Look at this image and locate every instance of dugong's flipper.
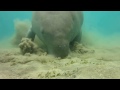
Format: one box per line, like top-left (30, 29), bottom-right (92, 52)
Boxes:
top-left (26, 28), bottom-right (35, 41)
top-left (74, 30), bottom-right (82, 43)
top-left (70, 30), bottom-right (82, 50)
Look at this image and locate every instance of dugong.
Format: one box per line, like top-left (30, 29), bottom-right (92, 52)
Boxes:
top-left (26, 11), bottom-right (83, 58)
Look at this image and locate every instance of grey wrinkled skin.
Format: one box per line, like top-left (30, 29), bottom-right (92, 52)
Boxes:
top-left (26, 11), bottom-right (84, 58)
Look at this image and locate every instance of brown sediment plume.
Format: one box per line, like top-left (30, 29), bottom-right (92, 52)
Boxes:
top-left (11, 19), bottom-right (31, 46)
top-left (19, 38), bottom-right (38, 55)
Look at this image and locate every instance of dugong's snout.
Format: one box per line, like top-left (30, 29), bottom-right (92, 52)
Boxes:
top-left (53, 44), bottom-right (69, 58)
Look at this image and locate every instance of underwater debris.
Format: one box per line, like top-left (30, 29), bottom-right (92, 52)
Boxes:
top-left (19, 38), bottom-right (38, 55)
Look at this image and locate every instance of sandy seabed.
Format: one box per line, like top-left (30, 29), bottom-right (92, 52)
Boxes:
top-left (0, 41), bottom-right (120, 79)
top-left (0, 19), bottom-right (120, 79)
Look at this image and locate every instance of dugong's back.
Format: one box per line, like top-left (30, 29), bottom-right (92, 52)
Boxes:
top-left (31, 11), bottom-right (83, 41)
top-left (32, 11), bottom-right (83, 24)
